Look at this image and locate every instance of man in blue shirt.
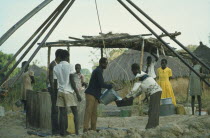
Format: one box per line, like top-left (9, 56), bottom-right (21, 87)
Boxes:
top-left (83, 57), bottom-right (112, 132)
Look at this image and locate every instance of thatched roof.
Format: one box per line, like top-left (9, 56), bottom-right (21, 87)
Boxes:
top-left (193, 45), bottom-right (210, 67)
top-left (44, 32), bottom-right (176, 56)
top-left (3, 65), bottom-right (47, 88)
top-left (103, 50), bottom-right (190, 82)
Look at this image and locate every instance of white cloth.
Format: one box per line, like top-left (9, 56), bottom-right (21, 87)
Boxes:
top-left (136, 71), bottom-right (147, 77)
top-left (126, 73), bottom-right (162, 98)
top-left (53, 61), bottom-right (75, 93)
top-left (143, 61), bottom-right (157, 78)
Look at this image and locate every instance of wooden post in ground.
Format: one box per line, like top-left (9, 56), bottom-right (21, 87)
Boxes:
top-left (67, 46), bottom-right (70, 62)
top-left (140, 39), bottom-right (145, 72)
top-left (47, 47), bottom-right (51, 67)
top-left (138, 39), bottom-right (145, 105)
top-left (47, 46), bottom-right (51, 83)
top-left (101, 47), bottom-right (103, 58)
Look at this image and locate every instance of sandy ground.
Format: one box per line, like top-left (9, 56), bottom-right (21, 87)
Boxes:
top-left (0, 111), bottom-right (210, 138)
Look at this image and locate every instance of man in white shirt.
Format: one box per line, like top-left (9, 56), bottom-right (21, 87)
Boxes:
top-left (53, 50), bottom-right (81, 136)
top-left (48, 49), bottom-right (63, 135)
top-left (125, 63), bottom-right (162, 129)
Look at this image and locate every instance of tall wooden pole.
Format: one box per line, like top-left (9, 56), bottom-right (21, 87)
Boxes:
top-left (138, 40), bottom-right (144, 105)
top-left (101, 47), bottom-right (103, 58)
top-left (0, 0), bottom-right (69, 86)
top-left (140, 39), bottom-right (145, 72)
top-left (126, 0), bottom-right (210, 71)
top-left (67, 46), bottom-right (70, 63)
top-left (117, 0), bottom-right (210, 87)
top-left (0, 0), bottom-right (53, 46)
top-left (0, 0), bottom-right (59, 74)
top-left (9, 0), bottom-right (75, 87)
top-left (47, 46), bottom-right (51, 83)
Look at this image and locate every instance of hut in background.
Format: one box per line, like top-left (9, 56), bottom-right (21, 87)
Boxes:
top-left (193, 44), bottom-right (210, 71)
top-left (103, 49), bottom-right (190, 100)
top-left (193, 44), bottom-right (210, 93)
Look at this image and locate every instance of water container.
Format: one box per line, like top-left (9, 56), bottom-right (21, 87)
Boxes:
top-left (120, 109), bottom-right (132, 117)
top-left (100, 89), bottom-right (122, 105)
top-left (67, 113), bottom-right (75, 134)
top-left (195, 110), bottom-right (208, 116)
top-left (160, 98), bottom-right (172, 105)
top-left (159, 104), bottom-right (175, 116)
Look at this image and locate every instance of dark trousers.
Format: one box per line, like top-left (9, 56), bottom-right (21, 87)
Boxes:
top-left (191, 95), bottom-right (202, 115)
top-left (49, 87), bottom-right (59, 134)
top-left (59, 107), bottom-right (68, 135)
top-left (146, 91), bottom-right (162, 129)
top-left (59, 106), bottom-right (79, 135)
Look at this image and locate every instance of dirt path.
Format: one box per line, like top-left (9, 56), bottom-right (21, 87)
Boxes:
top-left (0, 111), bottom-right (210, 138)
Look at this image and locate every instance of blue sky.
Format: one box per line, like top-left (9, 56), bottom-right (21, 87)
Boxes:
top-left (0, 0), bottom-right (210, 71)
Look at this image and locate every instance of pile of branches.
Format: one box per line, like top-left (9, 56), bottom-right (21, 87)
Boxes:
top-left (45, 32), bottom-right (176, 56)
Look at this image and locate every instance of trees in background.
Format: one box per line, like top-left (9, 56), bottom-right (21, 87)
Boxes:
top-left (0, 51), bottom-right (19, 80)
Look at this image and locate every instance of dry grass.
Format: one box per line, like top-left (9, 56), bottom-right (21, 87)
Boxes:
top-left (171, 78), bottom-right (189, 103)
top-left (172, 78), bottom-right (210, 112)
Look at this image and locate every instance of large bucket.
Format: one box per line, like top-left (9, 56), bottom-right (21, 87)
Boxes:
top-left (100, 89), bottom-right (122, 105)
top-left (160, 104), bottom-right (175, 116)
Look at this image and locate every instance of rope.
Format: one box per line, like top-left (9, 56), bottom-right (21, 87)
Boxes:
top-left (94, 0), bottom-right (103, 34)
top-left (94, 0), bottom-right (106, 49)
top-left (94, 0), bottom-right (131, 90)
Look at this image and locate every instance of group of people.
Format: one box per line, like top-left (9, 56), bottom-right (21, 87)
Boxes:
top-left (47, 49), bottom-right (113, 136)
top-left (143, 54), bottom-right (205, 116)
top-left (20, 49), bottom-right (205, 136)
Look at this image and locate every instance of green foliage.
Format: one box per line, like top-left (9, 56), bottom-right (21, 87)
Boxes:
top-left (81, 68), bottom-right (91, 75)
top-left (81, 68), bottom-right (91, 83)
top-left (0, 83), bottom-right (21, 111)
top-left (0, 51), bottom-right (19, 79)
top-left (33, 72), bottom-right (47, 91)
